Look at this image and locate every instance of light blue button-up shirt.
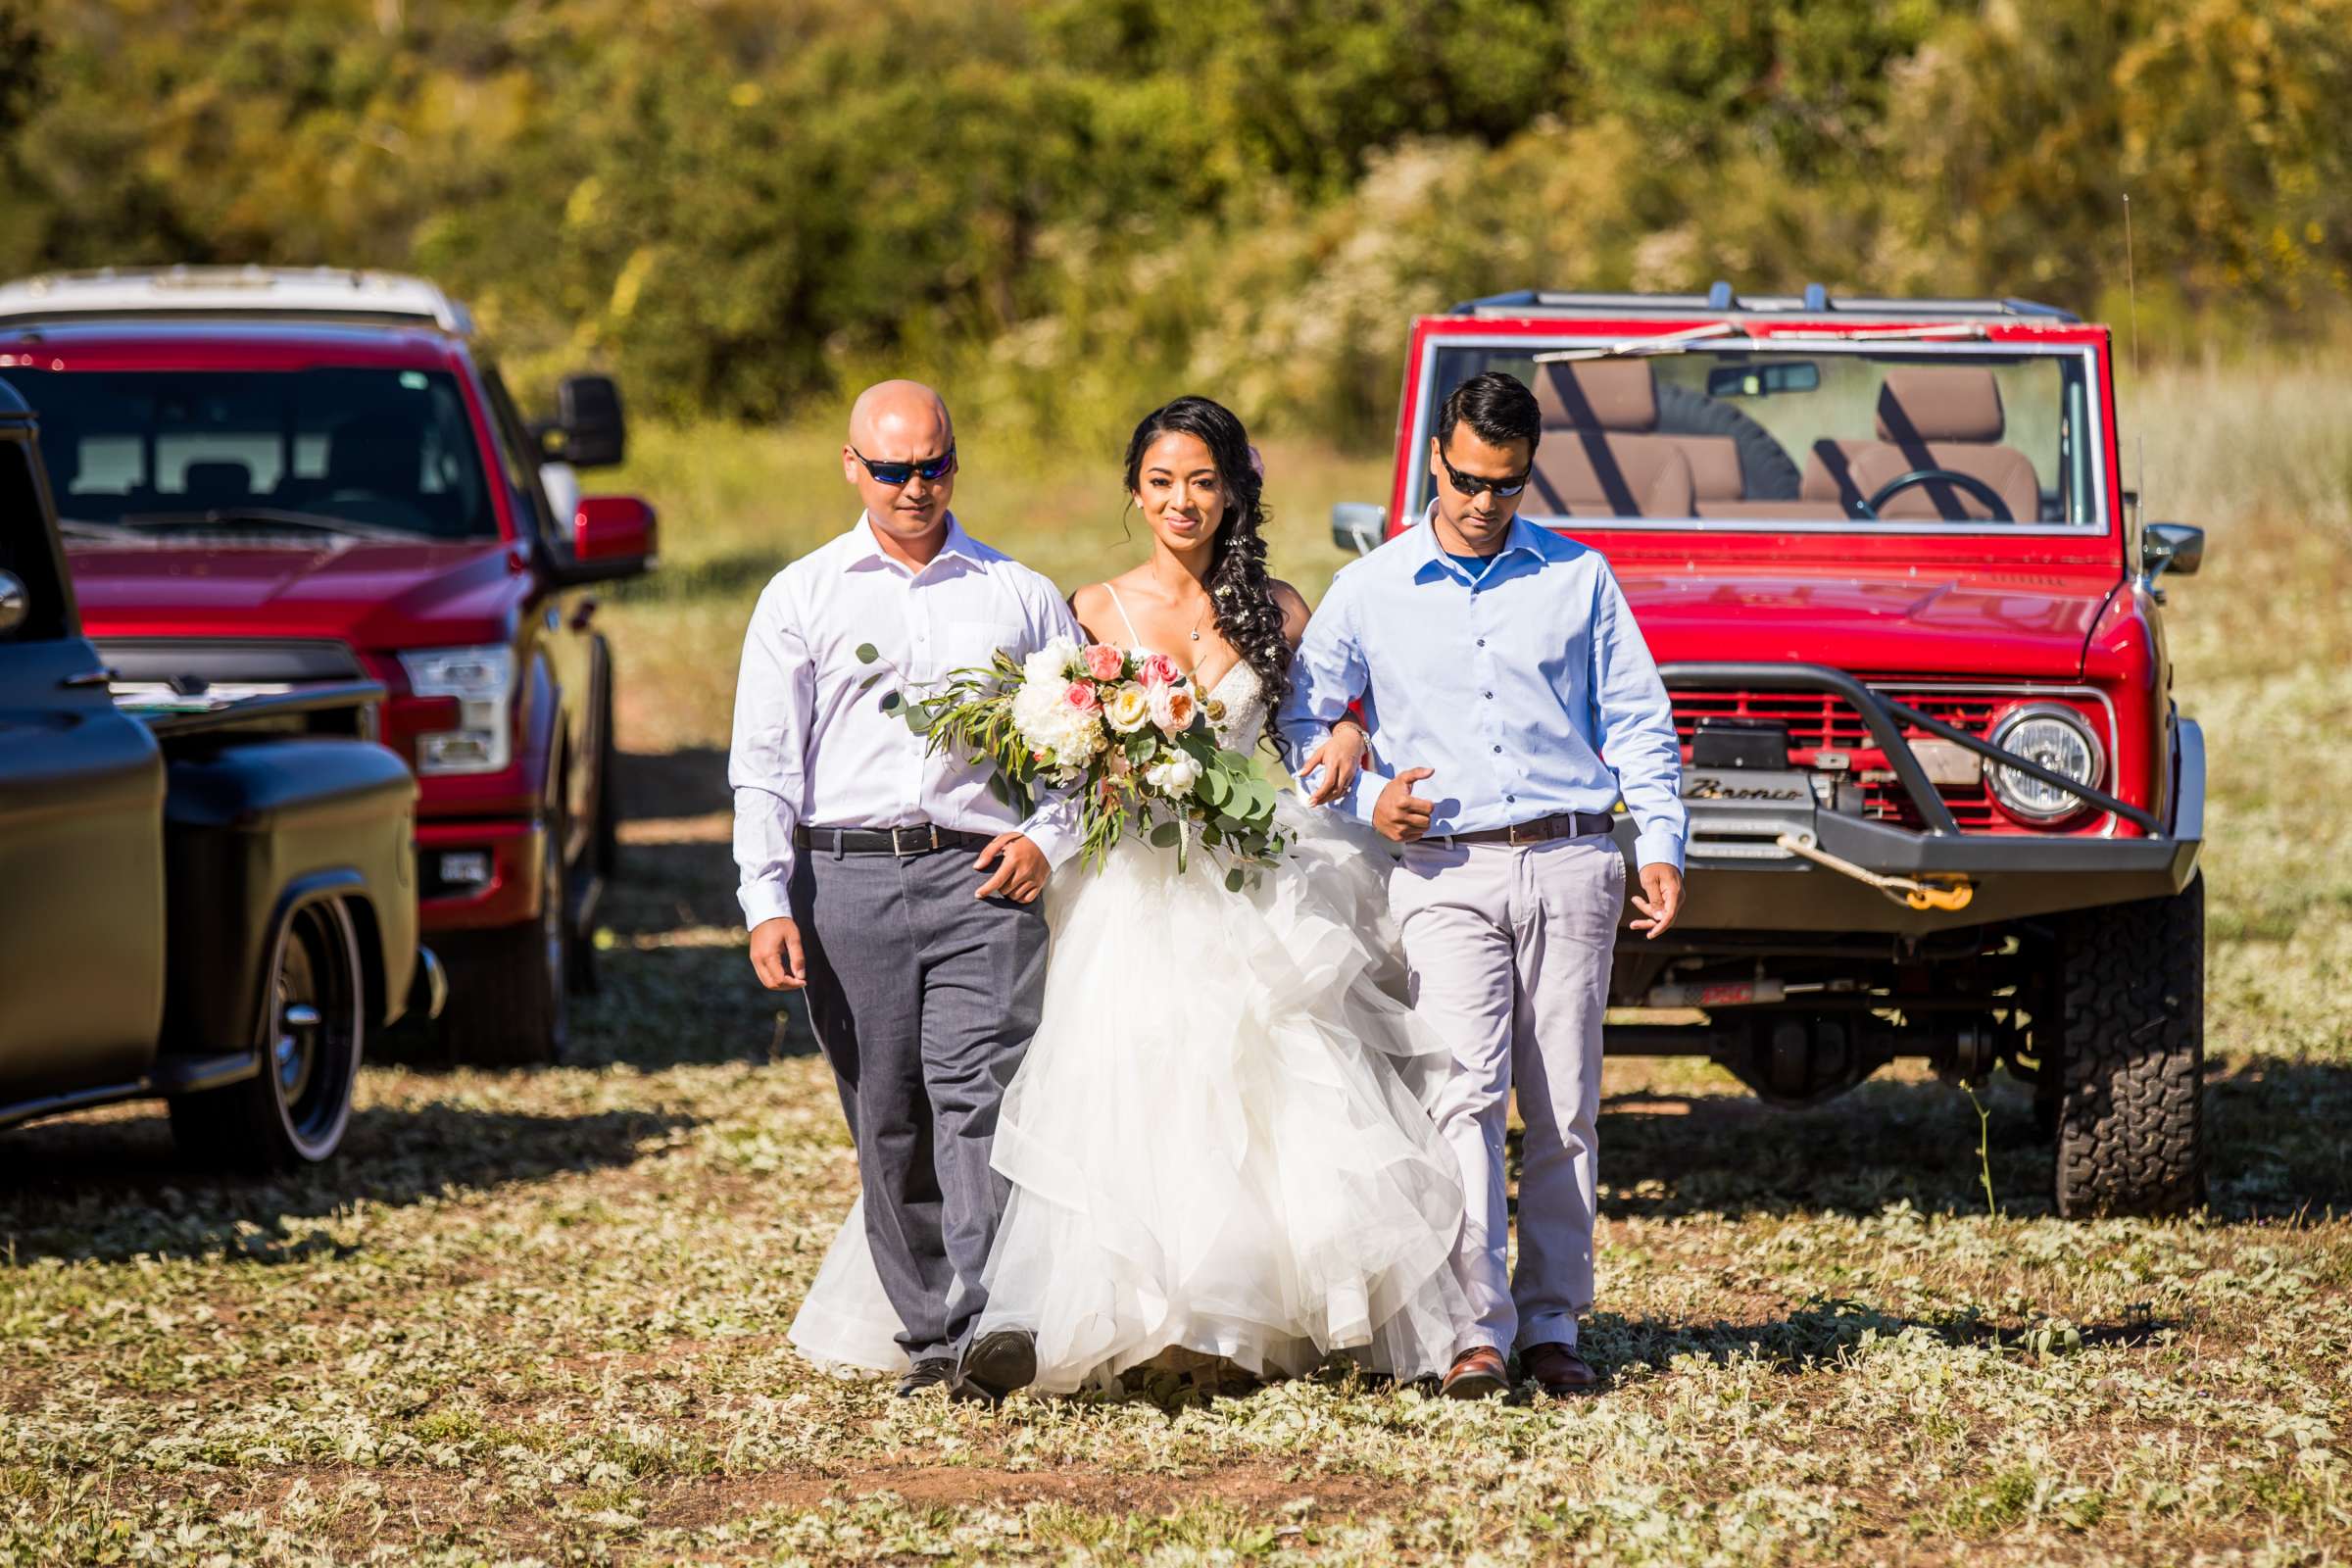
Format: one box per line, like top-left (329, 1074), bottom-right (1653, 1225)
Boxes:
top-left (1278, 509), bottom-right (1688, 871)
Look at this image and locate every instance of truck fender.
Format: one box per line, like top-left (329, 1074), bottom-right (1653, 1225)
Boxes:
top-left (2170, 714), bottom-right (2205, 844)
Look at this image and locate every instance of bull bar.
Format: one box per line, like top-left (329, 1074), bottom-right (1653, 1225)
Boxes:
top-left (1611, 662), bottom-right (2204, 935)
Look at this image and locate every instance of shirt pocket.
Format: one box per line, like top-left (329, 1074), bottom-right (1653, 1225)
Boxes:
top-left (938, 616), bottom-right (1027, 682)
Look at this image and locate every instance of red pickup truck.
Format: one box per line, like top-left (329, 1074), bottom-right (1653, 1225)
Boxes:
top-left (1337, 285), bottom-right (2207, 1217)
top-left (0, 269), bottom-right (657, 1065)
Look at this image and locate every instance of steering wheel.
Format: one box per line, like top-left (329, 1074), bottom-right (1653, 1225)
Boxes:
top-left (1853, 468), bottom-right (2015, 522)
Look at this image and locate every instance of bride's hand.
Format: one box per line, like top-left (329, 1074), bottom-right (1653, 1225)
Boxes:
top-left (1299, 720), bottom-right (1371, 807)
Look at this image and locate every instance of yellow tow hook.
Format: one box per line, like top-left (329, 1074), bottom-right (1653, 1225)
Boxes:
top-left (1773, 832), bottom-right (1975, 912)
top-left (1903, 879), bottom-right (1975, 913)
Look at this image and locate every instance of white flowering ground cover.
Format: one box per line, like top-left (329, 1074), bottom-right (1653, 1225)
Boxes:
top-left (4, 367), bottom-right (2348, 1564)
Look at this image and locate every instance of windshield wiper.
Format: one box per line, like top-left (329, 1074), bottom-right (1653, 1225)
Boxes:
top-left (57, 516), bottom-right (154, 544)
top-left (1533, 321), bottom-right (1750, 364)
top-left (111, 509), bottom-right (422, 544)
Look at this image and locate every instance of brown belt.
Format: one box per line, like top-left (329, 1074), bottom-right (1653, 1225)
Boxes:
top-left (1440, 809), bottom-right (1617, 847)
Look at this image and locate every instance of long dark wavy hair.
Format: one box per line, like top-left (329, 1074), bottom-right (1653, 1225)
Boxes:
top-left (1121, 395), bottom-right (1291, 743)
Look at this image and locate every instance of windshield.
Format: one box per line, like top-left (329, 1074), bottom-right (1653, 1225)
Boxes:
top-left (3, 367), bottom-right (498, 541)
top-left (1416, 341), bottom-right (2101, 529)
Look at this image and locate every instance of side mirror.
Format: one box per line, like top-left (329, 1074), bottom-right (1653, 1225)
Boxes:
top-left (564, 495), bottom-right (658, 583)
top-left (1331, 502), bottom-right (1386, 556)
top-left (2142, 522), bottom-right (2204, 580)
top-left (551, 373), bottom-right (626, 468)
top-left (0, 569), bottom-right (26, 637)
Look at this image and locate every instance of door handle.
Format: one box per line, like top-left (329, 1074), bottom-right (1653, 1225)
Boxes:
top-left (61, 667), bottom-right (119, 689)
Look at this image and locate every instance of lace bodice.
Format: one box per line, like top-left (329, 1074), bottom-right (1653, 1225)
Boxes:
top-left (1201, 659), bottom-right (1268, 752)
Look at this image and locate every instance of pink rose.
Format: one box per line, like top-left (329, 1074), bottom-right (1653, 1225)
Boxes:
top-left (1149, 683), bottom-right (1198, 734)
top-left (1138, 652), bottom-right (1183, 689)
top-left (1063, 680), bottom-right (1102, 712)
top-left (1082, 643), bottom-right (1126, 681)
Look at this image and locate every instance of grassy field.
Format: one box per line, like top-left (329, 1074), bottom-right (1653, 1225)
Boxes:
top-left (4, 365), bottom-right (2349, 1565)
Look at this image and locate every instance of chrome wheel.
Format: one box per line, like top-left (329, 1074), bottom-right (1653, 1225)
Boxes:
top-left (270, 899), bottom-right (363, 1159)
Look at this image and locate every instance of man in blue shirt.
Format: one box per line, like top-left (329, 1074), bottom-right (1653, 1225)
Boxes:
top-left (1279, 370), bottom-right (1687, 1399)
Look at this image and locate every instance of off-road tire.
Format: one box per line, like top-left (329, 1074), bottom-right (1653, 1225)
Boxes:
top-left (1654, 382), bottom-right (1804, 500)
top-left (2050, 874), bottom-right (2205, 1217)
top-left (435, 817), bottom-right (571, 1067)
top-left (170, 897), bottom-right (367, 1170)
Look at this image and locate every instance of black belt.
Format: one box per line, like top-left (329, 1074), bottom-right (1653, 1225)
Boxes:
top-left (794, 823), bottom-right (996, 857)
top-left (1441, 809), bottom-right (1617, 848)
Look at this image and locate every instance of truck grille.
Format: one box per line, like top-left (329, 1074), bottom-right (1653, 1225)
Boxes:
top-left (1668, 685), bottom-right (2105, 832)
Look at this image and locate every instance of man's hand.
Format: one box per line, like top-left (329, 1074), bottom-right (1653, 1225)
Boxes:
top-left (749, 915), bottom-right (807, 990)
top-left (1299, 720), bottom-right (1371, 807)
top-left (1373, 766), bottom-right (1437, 843)
top-left (975, 831), bottom-right (1050, 903)
top-left (1630, 863), bottom-right (1684, 939)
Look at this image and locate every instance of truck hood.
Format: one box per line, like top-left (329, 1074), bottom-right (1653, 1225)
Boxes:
top-left (66, 538), bottom-right (524, 650)
top-left (1613, 565), bottom-right (2119, 679)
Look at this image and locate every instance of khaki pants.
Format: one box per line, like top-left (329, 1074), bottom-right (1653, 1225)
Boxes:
top-left (1389, 835), bottom-right (1624, 1355)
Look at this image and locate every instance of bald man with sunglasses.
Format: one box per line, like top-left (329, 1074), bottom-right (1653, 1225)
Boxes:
top-left (730, 380), bottom-right (1080, 1402)
top-left (1278, 370), bottom-right (1687, 1401)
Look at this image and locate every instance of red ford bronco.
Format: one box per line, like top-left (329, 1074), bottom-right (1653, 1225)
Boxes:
top-left (1336, 285), bottom-right (2207, 1217)
top-left (0, 268), bottom-right (657, 1066)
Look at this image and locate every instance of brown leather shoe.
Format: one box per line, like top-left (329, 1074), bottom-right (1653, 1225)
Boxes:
top-left (1440, 1346), bottom-right (1510, 1399)
top-left (1519, 1342), bottom-right (1597, 1396)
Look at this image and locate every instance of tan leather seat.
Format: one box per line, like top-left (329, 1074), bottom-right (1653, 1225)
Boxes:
top-left (1798, 368), bottom-right (2041, 522)
top-left (1528, 363), bottom-right (1695, 518)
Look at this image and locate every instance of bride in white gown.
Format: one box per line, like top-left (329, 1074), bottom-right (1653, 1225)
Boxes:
top-left (788, 396), bottom-right (1472, 1394)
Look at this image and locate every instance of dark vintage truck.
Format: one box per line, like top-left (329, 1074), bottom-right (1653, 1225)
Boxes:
top-left (1, 376), bottom-right (437, 1167)
top-left (1337, 284), bottom-right (2207, 1217)
top-left (0, 267), bottom-right (657, 1065)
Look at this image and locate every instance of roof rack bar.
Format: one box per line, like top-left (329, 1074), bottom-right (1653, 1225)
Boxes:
top-left (1445, 285), bottom-right (2080, 324)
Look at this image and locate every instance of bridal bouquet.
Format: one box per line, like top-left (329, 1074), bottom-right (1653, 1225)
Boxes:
top-left (858, 637), bottom-right (1283, 883)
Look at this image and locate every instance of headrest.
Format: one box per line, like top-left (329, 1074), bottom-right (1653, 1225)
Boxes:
top-left (1876, 368), bottom-right (2004, 444)
top-left (1535, 362), bottom-right (1658, 432)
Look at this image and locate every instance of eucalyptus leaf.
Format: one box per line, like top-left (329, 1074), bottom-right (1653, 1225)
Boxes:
top-left (1149, 822), bottom-right (1181, 849)
top-left (856, 643), bottom-right (880, 664)
top-left (879, 691), bottom-right (902, 711)
top-left (1224, 867), bottom-right (1246, 893)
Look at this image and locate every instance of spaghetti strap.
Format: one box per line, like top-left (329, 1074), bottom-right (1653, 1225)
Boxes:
top-left (1102, 582), bottom-right (1144, 648)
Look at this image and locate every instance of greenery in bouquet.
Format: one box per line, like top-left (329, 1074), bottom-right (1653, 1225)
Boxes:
top-left (857, 637), bottom-right (1283, 888)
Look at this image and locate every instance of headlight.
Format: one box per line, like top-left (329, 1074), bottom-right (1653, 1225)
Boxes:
top-left (397, 644), bottom-right (516, 775)
top-left (1984, 704), bottom-right (2104, 823)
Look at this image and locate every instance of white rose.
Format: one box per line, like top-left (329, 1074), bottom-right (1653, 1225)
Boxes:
top-left (1144, 752), bottom-right (1201, 797)
top-left (1102, 682), bottom-right (1152, 734)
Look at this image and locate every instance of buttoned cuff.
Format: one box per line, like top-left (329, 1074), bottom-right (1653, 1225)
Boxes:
top-left (1633, 828), bottom-right (1685, 874)
top-left (739, 874), bottom-right (795, 930)
top-left (1341, 762), bottom-right (1391, 827)
top-left (1016, 811), bottom-right (1079, 872)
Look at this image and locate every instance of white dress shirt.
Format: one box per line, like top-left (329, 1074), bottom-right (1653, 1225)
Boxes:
top-left (730, 513), bottom-right (1084, 927)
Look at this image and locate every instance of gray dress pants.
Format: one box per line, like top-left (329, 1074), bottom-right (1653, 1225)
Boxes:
top-left (791, 842), bottom-right (1049, 1362)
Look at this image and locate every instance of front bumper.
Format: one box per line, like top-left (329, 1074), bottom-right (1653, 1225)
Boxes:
top-left (1615, 663), bottom-right (2204, 936)
top-left (416, 818), bottom-right (546, 932)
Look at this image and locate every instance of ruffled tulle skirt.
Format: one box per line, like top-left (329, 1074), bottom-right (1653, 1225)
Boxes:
top-left (787, 801), bottom-right (1473, 1393)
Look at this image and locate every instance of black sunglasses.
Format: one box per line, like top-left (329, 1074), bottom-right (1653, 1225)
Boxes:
top-left (1437, 448), bottom-right (1531, 499)
top-left (851, 444), bottom-right (957, 486)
